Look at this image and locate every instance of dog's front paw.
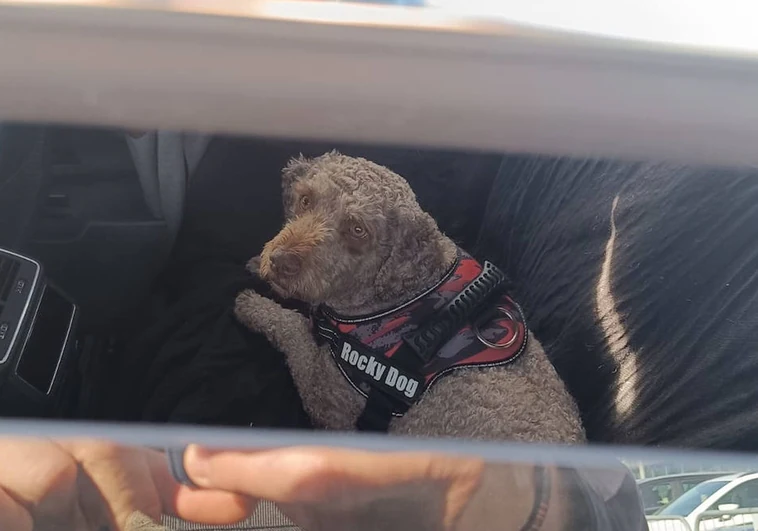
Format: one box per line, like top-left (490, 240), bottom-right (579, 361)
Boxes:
top-left (234, 289), bottom-right (285, 337)
top-left (235, 289), bottom-right (268, 329)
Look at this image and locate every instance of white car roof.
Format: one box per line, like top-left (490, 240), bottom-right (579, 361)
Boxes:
top-left (637, 472), bottom-right (735, 484)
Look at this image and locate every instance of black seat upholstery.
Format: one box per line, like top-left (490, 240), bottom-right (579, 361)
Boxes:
top-left (476, 155), bottom-right (758, 451)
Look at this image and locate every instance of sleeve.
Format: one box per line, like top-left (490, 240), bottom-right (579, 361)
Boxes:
top-left (561, 465), bottom-right (647, 531)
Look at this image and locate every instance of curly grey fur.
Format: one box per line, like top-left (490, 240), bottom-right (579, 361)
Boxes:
top-left (236, 151), bottom-right (585, 443)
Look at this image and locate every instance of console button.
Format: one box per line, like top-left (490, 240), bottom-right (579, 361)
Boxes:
top-left (14, 278), bottom-right (26, 296)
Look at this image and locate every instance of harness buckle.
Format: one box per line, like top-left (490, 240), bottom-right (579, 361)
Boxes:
top-left (474, 305), bottom-right (519, 349)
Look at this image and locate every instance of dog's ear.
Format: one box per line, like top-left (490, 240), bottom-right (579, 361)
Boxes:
top-left (282, 154), bottom-right (312, 214)
top-left (374, 206), bottom-right (449, 304)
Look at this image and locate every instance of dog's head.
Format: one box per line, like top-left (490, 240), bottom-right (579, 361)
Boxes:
top-left (257, 151), bottom-right (455, 313)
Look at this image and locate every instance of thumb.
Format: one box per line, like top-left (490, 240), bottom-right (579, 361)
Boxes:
top-left (183, 445), bottom-right (486, 530)
top-left (183, 445), bottom-right (342, 502)
top-left (183, 445), bottom-right (484, 504)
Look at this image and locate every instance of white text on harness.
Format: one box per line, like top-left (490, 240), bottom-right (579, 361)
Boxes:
top-left (340, 341), bottom-right (419, 399)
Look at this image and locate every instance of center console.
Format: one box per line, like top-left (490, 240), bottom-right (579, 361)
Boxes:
top-left (0, 248), bottom-right (79, 417)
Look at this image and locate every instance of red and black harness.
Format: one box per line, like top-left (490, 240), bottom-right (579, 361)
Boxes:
top-left (311, 249), bottom-right (528, 432)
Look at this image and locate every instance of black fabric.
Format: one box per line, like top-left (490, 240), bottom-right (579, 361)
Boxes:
top-left (477, 155), bottom-right (758, 451)
top-left (106, 138), bottom-right (311, 427)
top-left (112, 259), bottom-right (310, 427)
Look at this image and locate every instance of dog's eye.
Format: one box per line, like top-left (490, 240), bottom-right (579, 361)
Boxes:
top-left (350, 224), bottom-right (367, 238)
top-left (299, 195), bottom-right (311, 210)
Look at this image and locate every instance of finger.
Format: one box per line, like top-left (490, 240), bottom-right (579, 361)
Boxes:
top-left (146, 449), bottom-right (256, 525)
top-left (61, 440), bottom-right (256, 528)
top-left (173, 487), bottom-right (258, 524)
top-left (0, 484), bottom-right (32, 531)
top-left (0, 438), bottom-right (80, 529)
top-left (183, 445), bottom-right (484, 504)
top-left (60, 439), bottom-right (164, 530)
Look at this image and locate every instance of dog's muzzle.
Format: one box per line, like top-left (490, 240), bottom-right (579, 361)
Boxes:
top-left (268, 248), bottom-right (302, 278)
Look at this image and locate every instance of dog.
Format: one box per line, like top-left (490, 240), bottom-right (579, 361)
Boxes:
top-left (235, 151), bottom-right (585, 443)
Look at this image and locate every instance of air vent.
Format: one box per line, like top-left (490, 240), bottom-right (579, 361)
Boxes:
top-left (0, 255), bottom-right (21, 303)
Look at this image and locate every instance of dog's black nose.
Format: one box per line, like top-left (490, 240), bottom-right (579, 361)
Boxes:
top-left (270, 249), bottom-right (302, 278)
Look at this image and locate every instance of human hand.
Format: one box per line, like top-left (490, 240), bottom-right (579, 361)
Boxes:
top-left (0, 437), bottom-right (567, 531)
top-left (180, 445), bottom-right (566, 531)
top-left (0, 438), bottom-right (253, 531)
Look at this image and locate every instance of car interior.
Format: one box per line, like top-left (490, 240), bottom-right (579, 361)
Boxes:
top-left (0, 124), bottom-right (171, 418)
top-left (4, 2), bottom-right (758, 529)
top-left (0, 123), bottom-right (507, 428)
top-left (3, 119), bottom-right (758, 456)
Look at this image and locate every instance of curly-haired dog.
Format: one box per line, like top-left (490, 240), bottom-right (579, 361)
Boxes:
top-left (235, 151), bottom-right (585, 443)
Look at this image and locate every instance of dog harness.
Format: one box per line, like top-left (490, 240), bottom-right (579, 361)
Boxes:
top-left (312, 249), bottom-right (528, 432)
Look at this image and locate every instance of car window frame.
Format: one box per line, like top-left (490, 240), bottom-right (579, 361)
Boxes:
top-left (709, 479), bottom-right (758, 511)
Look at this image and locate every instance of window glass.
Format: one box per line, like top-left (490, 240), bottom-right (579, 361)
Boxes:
top-left (658, 481), bottom-right (729, 516)
top-left (712, 481), bottom-right (758, 510)
top-left (652, 484), bottom-right (674, 507)
top-left (3, 5), bottom-right (758, 531)
top-left (683, 481), bottom-right (704, 493)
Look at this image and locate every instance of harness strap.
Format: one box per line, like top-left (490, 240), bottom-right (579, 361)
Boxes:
top-left (403, 261), bottom-right (506, 363)
top-left (354, 340), bottom-right (419, 432)
top-left (356, 390), bottom-right (408, 432)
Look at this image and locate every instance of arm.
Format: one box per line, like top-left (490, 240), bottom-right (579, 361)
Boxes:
top-left (456, 464), bottom-right (569, 531)
top-left (459, 463), bottom-right (645, 531)
top-left (458, 463), bottom-right (646, 531)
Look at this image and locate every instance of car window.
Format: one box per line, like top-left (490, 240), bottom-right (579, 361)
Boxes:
top-left (711, 480), bottom-right (758, 510)
top-left (682, 480), bottom-right (705, 493)
top-left (652, 483), bottom-right (674, 507)
top-left (658, 481), bottom-right (730, 516)
top-left (641, 482), bottom-right (673, 510)
top-left (6, 4), bottom-right (758, 531)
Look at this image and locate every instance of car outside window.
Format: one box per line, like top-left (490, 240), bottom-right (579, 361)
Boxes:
top-left (652, 484), bottom-right (673, 507)
top-left (658, 481), bottom-right (729, 516)
top-left (682, 480), bottom-right (704, 493)
top-left (710, 480), bottom-right (758, 510)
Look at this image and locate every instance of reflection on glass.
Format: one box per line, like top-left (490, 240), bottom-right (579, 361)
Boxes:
top-left (0, 434), bottom-right (649, 531)
top-left (1, 432), bottom-right (758, 531)
top-left (659, 480), bottom-right (730, 516)
top-left (3, 114), bottom-right (758, 531)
